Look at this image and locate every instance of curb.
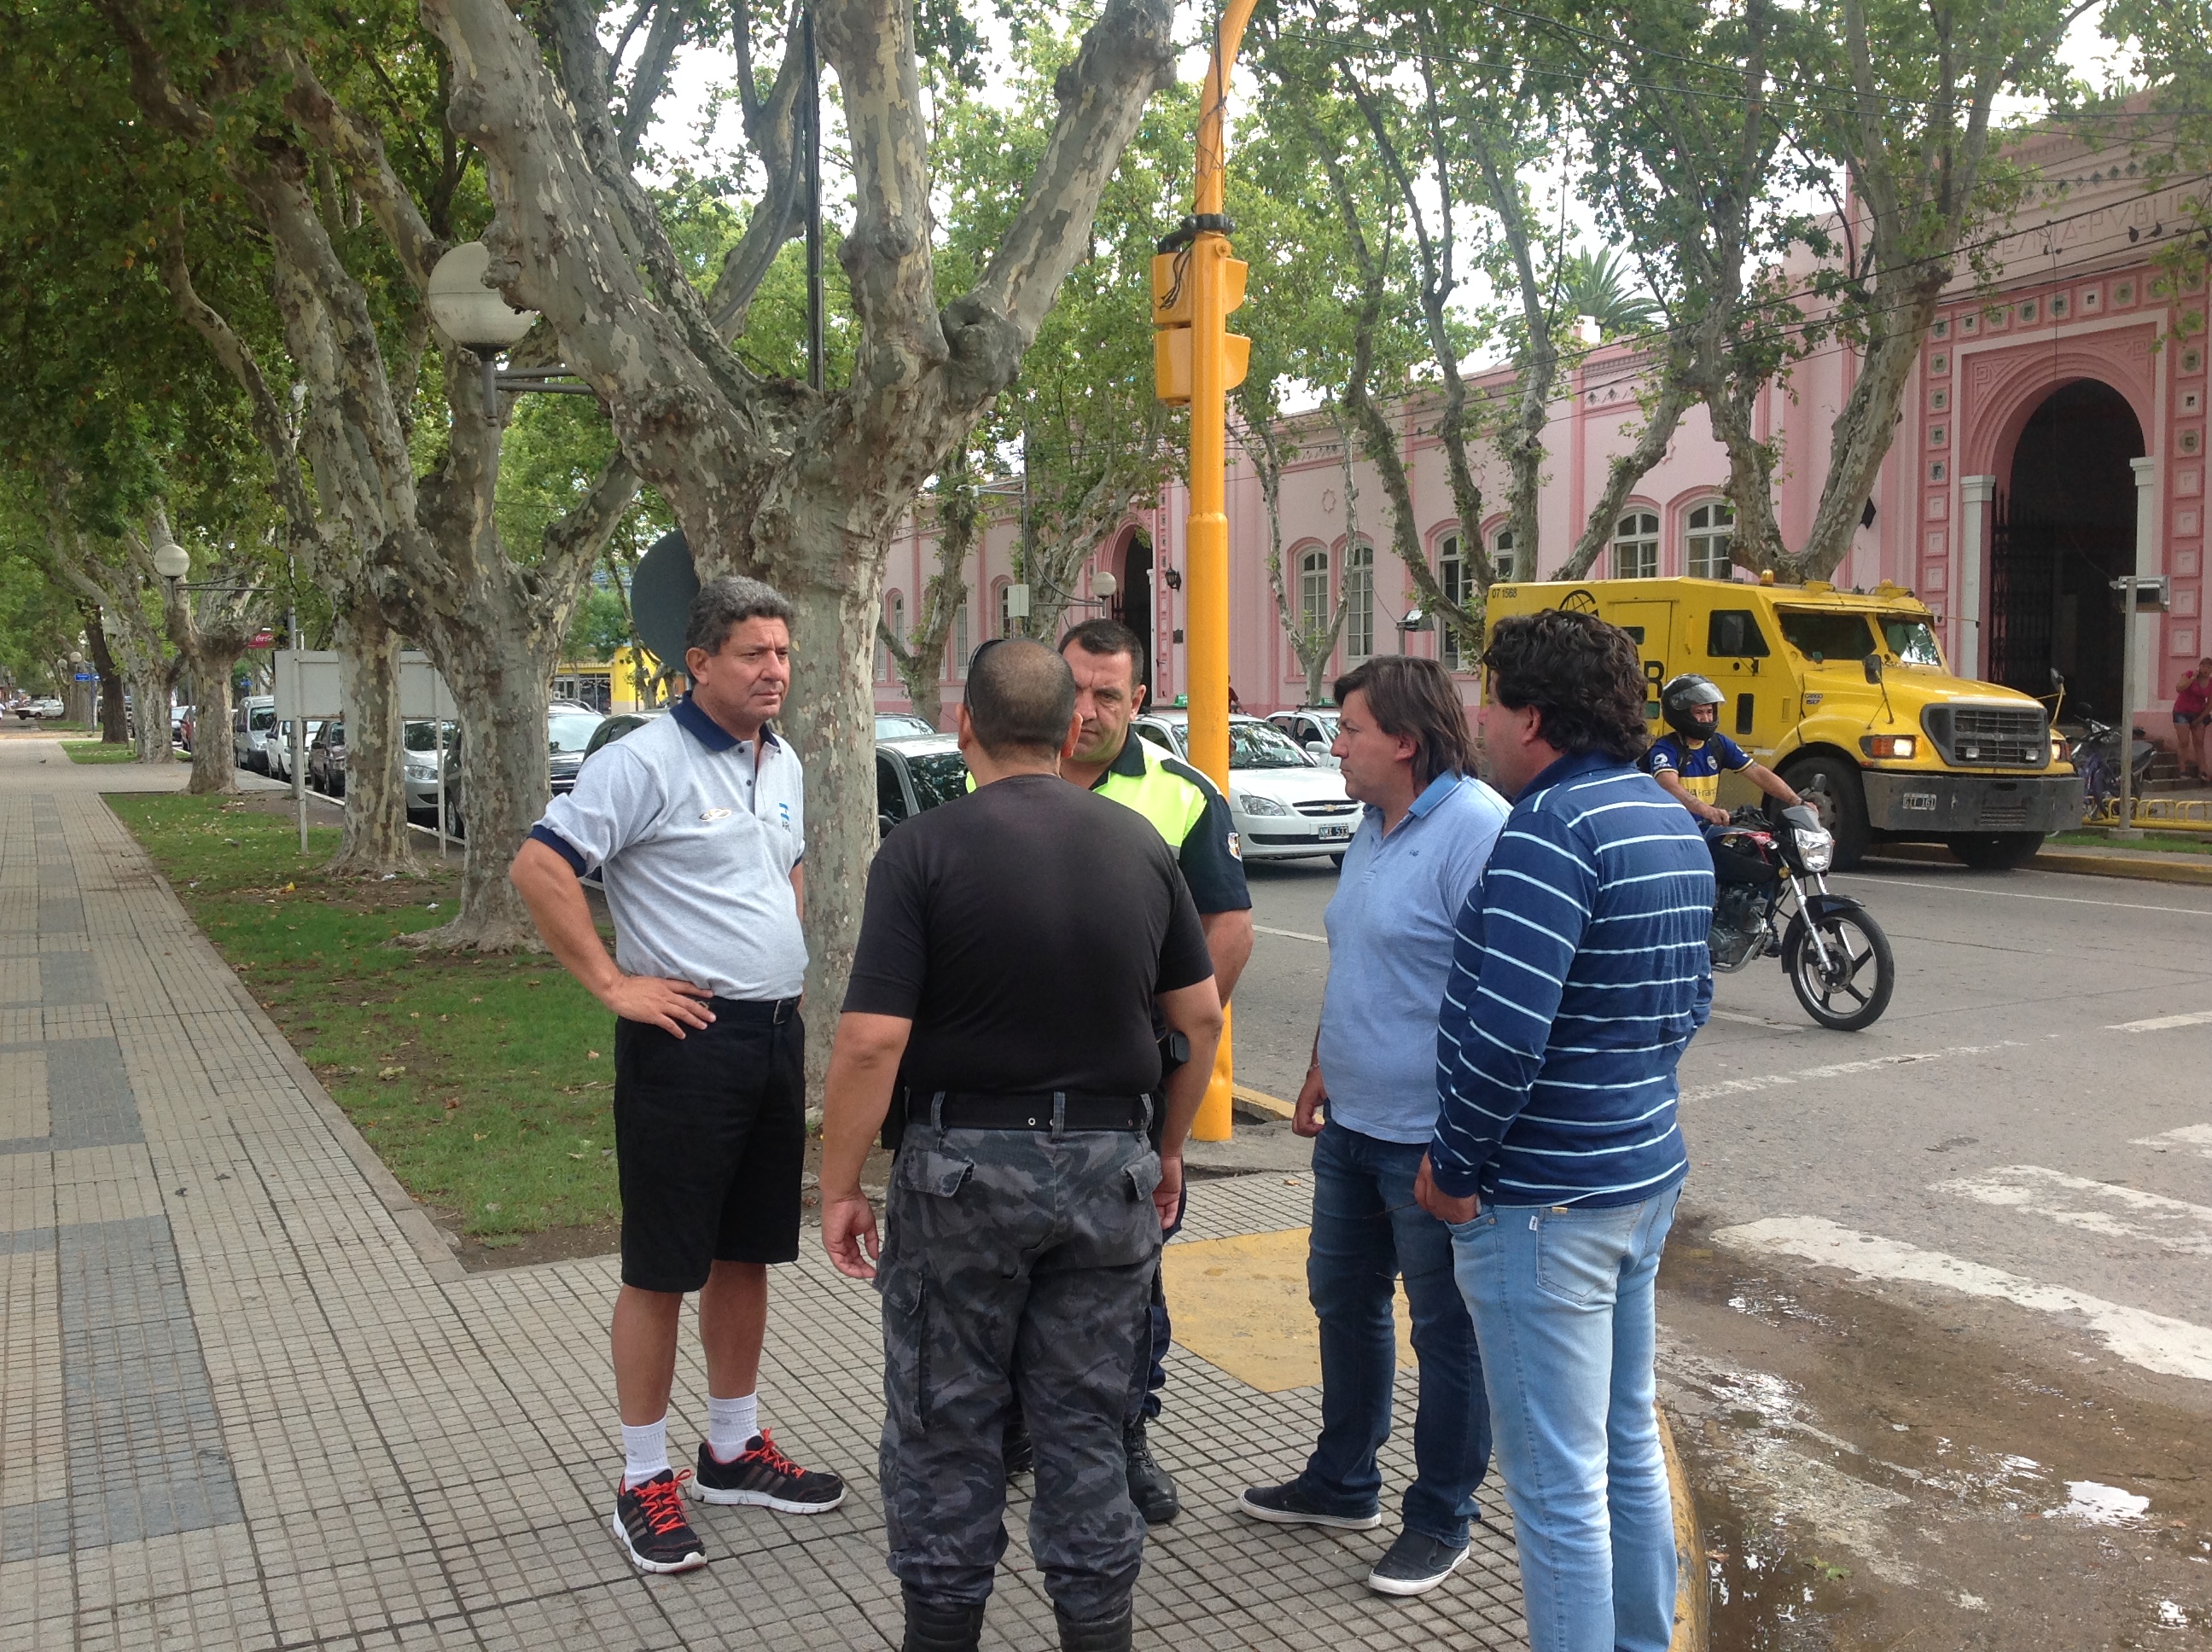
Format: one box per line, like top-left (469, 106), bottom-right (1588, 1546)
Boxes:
top-left (1231, 1084), bottom-right (1295, 1123)
top-left (1658, 1404), bottom-right (1711, 1652)
top-left (1867, 841), bottom-right (2212, 887)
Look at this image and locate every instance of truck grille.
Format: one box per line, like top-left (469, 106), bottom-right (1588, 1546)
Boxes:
top-left (1293, 800), bottom-right (1359, 817)
top-left (1920, 704), bottom-right (2047, 768)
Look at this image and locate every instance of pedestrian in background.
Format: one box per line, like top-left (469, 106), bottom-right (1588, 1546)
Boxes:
top-left (817, 639), bottom-right (1224, 1652)
top-left (1237, 656), bottom-right (1507, 1597)
top-left (1417, 609), bottom-right (1714, 1652)
top-left (2173, 657), bottom-right (2211, 782)
top-left (1058, 618), bottom-right (1253, 1526)
top-left (510, 575), bottom-right (844, 1576)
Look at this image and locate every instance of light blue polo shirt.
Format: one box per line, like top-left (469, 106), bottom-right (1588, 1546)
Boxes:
top-left (1316, 771), bottom-right (1511, 1143)
top-left (530, 697), bottom-right (807, 1001)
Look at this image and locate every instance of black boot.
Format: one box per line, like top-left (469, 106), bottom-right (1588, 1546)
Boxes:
top-left (1123, 1416), bottom-right (1179, 1526)
top-left (1054, 1603), bottom-right (1133, 1652)
top-left (901, 1588), bottom-right (985, 1652)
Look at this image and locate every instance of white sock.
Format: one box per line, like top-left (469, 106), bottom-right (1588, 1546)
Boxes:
top-left (621, 1417), bottom-right (670, 1488)
top-left (707, 1393), bottom-right (760, 1462)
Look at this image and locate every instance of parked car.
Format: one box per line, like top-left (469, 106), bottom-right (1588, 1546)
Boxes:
top-left (402, 721), bottom-right (458, 819)
top-left (1132, 710), bottom-right (1360, 863)
top-left (580, 709), bottom-right (665, 761)
top-left (876, 733), bottom-right (969, 835)
top-left (233, 695), bottom-right (279, 773)
top-left (171, 703), bottom-right (193, 747)
top-left (269, 718), bottom-right (323, 782)
top-left (18, 696), bottom-right (66, 720)
top-left (875, 711), bottom-right (939, 739)
top-left (1266, 708), bottom-right (1342, 770)
top-left (440, 706), bottom-right (606, 837)
top-left (307, 718), bottom-right (348, 796)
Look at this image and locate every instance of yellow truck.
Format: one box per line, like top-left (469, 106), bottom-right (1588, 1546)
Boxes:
top-left (1482, 574), bottom-right (2082, 869)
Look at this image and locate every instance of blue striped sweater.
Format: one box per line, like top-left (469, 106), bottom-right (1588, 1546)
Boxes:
top-left (1429, 750), bottom-right (1714, 1207)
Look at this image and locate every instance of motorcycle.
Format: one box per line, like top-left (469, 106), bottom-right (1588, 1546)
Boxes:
top-left (1707, 803), bottom-right (1895, 1031)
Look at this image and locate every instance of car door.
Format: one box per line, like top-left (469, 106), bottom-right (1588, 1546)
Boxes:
top-left (1601, 600), bottom-right (1677, 727)
top-left (1700, 603), bottom-right (1790, 760)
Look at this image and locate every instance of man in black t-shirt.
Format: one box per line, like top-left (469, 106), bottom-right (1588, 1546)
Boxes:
top-left (818, 642), bottom-right (1224, 1652)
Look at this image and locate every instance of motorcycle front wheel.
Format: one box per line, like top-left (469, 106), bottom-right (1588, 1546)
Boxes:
top-left (1784, 908), bottom-right (1895, 1031)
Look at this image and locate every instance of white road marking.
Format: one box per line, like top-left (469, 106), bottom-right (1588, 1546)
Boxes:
top-left (2108, 1009), bottom-right (2212, 1032)
top-left (1713, 1215), bottom-right (2212, 1382)
top-left (1679, 1042), bottom-right (2019, 1104)
top-left (1932, 1165), bottom-right (2212, 1257)
top-left (1253, 924), bottom-right (1328, 945)
top-left (2133, 1125), bottom-right (2212, 1160)
top-left (1842, 874), bottom-right (2212, 919)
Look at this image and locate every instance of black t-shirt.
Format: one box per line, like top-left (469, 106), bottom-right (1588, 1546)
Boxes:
top-left (842, 773), bottom-right (1214, 1094)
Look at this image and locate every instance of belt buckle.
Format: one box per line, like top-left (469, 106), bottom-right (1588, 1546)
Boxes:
top-left (773, 997), bottom-right (793, 1025)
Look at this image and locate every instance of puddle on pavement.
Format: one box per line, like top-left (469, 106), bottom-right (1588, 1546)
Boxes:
top-left (1659, 1219), bottom-right (2212, 1650)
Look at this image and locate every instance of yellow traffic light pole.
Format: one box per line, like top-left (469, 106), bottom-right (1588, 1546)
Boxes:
top-left (1155, 0), bottom-right (1257, 1142)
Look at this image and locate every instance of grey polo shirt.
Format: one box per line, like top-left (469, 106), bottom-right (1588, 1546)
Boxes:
top-left (530, 696), bottom-right (808, 1002)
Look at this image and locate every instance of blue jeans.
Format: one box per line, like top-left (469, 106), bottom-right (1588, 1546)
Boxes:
top-left (1295, 1122), bottom-right (1490, 1546)
top-left (1450, 1184), bottom-right (1681, 1652)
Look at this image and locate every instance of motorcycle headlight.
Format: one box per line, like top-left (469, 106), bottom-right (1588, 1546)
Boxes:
top-left (1234, 793), bottom-right (1291, 817)
top-left (1796, 825), bottom-right (1835, 873)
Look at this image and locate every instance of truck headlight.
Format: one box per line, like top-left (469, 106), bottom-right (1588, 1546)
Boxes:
top-left (1795, 825), bottom-right (1835, 873)
top-left (1859, 735), bottom-right (1916, 759)
top-left (2050, 736), bottom-right (2069, 766)
top-left (1234, 793), bottom-right (1291, 817)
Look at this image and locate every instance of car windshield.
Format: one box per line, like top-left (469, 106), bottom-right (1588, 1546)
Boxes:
top-left (250, 708), bottom-right (276, 730)
top-left (905, 750), bottom-right (969, 810)
top-left (1137, 722), bottom-right (1183, 755)
top-left (1228, 720), bottom-right (1313, 770)
top-left (549, 713), bottom-right (602, 753)
top-left (1877, 614), bottom-right (1945, 667)
top-left (876, 713), bottom-right (935, 737)
top-left (403, 720), bottom-right (454, 753)
top-left (1776, 610), bottom-right (1876, 664)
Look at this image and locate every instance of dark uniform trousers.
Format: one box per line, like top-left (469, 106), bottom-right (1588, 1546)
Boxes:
top-left (878, 1121), bottom-right (1162, 1621)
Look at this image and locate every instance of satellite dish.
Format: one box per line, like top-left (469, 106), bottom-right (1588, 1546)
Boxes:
top-left (632, 530), bottom-right (700, 671)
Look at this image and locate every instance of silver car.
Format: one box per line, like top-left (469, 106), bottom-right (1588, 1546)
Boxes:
top-left (402, 720), bottom-right (457, 818)
top-left (1132, 711), bottom-right (1361, 863)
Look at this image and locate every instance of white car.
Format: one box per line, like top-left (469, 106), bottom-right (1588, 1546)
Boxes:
top-left (269, 718), bottom-right (324, 782)
top-left (1132, 711), bottom-right (1361, 863)
top-left (1266, 708), bottom-right (1342, 770)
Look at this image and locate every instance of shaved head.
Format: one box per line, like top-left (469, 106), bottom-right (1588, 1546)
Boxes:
top-left (964, 640), bottom-right (1077, 759)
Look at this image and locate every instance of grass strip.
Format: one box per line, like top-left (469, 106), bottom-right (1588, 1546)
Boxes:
top-left (63, 740), bottom-right (150, 765)
top-left (2050, 828), bottom-right (2212, 857)
top-left (108, 793), bottom-right (619, 1242)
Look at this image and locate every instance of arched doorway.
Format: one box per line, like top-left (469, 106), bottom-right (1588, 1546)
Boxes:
top-left (1994, 380), bottom-right (2142, 718)
top-left (1118, 529), bottom-right (1155, 703)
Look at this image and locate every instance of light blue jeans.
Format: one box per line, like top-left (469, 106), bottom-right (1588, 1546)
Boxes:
top-left (1449, 1184), bottom-right (1681, 1652)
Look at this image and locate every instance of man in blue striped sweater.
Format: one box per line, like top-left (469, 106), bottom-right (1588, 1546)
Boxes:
top-left (1414, 609), bottom-right (1714, 1652)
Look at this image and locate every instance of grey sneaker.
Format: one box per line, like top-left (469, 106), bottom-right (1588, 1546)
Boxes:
top-left (1365, 1529), bottom-right (1470, 1597)
top-left (1235, 1481), bottom-right (1382, 1531)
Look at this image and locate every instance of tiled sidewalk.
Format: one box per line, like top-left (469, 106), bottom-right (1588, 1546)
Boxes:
top-left (0, 740), bottom-right (1528, 1650)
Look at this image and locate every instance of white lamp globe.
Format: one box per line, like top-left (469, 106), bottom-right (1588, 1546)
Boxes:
top-left (152, 540), bottom-right (190, 581)
top-left (1092, 570), bottom-right (1119, 599)
top-left (426, 241), bottom-right (539, 351)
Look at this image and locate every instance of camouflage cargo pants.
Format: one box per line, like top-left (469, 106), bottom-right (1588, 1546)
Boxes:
top-left (877, 1121), bottom-right (1162, 1620)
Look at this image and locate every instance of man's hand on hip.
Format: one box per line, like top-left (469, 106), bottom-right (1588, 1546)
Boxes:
top-left (822, 1193), bottom-right (881, 1280)
top-left (1293, 1063), bottom-right (1327, 1137)
top-left (1154, 1153), bottom-right (1185, 1230)
top-left (1414, 1152), bottom-right (1480, 1225)
top-left (598, 974), bottom-right (716, 1036)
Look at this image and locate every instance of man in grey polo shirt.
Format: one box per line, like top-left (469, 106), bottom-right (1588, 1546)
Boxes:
top-left (511, 575), bottom-right (843, 1576)
top-left (1237, 656), bottom-right (1506, 1599)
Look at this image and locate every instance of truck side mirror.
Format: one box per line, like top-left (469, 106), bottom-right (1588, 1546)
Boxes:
top-left (1861, 653), bottom-right (1884, 684)
top-left (2048, 666), bottom-right (2065, 690)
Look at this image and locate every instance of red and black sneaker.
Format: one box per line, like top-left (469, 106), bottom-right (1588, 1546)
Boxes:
top-left (690, 1428), bottom-right (847, 1514)
top-left (611, 1469), bottom-right (709, 1573)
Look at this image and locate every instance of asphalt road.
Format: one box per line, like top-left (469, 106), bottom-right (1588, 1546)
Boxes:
top-left (1232, 852), bottom-right (2212, 1649)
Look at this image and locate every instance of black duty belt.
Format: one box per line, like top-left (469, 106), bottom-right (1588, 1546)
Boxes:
top-left (707, 996), bottom-right (800, 1024)
top-left (903, 1091), bottom-right (1153, 1132)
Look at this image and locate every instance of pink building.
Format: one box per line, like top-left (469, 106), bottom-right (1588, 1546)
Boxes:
top-left (877, 125), bottom-right (2205, 734)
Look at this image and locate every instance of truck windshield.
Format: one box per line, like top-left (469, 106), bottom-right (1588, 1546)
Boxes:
top-left (1777, 610), bottom-right (1875, 663)
top-left (1877, 614), bottom-right (1944, 666)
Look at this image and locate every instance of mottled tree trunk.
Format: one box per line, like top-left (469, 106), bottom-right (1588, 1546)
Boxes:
top-left (126, 661), bottom-right (174, 764)
top-left (329, 603), bottom-right (416, 875)
top-left (83, 613), bottom-right (130, 743)
top-left (187, 654), bottom-right (239, 793)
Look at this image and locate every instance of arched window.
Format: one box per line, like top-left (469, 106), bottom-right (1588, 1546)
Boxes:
top-left (881, 591), bottom-right (905, 683)
top-left (1437, 534), bottom-right (1469, 670)
top-left (1344, 542), bottom-right (1375, 661)
top-left (1490, 526), bottom-right (1516, 584)
top-left (1611, 510), bottom-right (1660, 580)
top-left (950, 599), bottom-right (969, 678)
top-left (1298, 547), bottom-right (1330, 636)
top-left (1686, 501), bottom-right (1735, 579)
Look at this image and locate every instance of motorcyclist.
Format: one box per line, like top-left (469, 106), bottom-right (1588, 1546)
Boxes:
top-left (1644, 675), bottom-right (1802, 826)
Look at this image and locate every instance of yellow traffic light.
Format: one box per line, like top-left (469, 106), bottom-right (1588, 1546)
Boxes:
top-left (1152, 249), bottom-right (1249, 405)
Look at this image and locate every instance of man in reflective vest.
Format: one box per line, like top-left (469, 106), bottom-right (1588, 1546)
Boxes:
top-left (1053, 618), bottom-right (1253, 1526)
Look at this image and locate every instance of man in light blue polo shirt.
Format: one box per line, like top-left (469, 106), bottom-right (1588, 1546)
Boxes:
top-left (1236, 656), bottom-right (1507, 1600)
